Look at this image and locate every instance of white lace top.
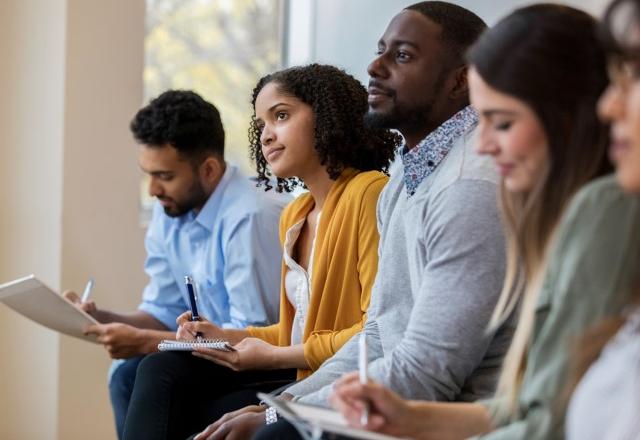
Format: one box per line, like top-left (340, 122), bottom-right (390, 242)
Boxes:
top-left (282, 213), bottom-right (321, 345)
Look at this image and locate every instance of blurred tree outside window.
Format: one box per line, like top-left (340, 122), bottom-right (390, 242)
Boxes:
top-left (140, 0), bottom-right (284, 217)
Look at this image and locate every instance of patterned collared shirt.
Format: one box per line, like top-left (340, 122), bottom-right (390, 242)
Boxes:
top-left (401, 105), bottom-right (478, 196)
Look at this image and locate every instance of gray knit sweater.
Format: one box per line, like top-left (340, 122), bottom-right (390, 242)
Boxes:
top-left (287, 126), bottom-right (514, 406)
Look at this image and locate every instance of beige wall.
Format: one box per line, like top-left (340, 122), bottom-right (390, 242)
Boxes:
top-left (0, 1), bottom-right (146, 439)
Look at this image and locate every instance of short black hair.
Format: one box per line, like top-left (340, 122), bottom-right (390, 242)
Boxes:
top-left (405, 1), bottom-right (487, 66)
top-left (130, 90), bottom-right (225, 161)
top-left (249, 64), bottom-right (401, 192)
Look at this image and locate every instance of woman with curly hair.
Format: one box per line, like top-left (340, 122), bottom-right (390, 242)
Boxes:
top-left (122, 64), bottom-right (400, 440)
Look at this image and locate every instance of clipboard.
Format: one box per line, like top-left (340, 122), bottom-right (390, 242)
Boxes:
top-left (257, 393), bottom-right (405, 440)
top-left (0, 274), bottom-right (99, 342)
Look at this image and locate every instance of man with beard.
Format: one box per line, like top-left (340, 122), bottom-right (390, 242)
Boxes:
top-left (192, 2), bottom-right (515, 439)
top-left (64, 90), bottom-right (286, 439)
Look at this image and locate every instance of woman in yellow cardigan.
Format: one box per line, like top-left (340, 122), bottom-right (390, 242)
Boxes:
top-left (122, 64), bottom-right (400, 440)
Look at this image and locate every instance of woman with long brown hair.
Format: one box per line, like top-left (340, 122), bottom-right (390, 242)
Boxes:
top-left (329, 5), bottom-right (638, 439)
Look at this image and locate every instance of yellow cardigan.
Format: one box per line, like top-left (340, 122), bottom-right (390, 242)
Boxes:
top-left (247, 168), bottom-right (386, 379)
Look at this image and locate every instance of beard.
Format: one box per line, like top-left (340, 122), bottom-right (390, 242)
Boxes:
top-left (160, 179), bottom-right (209, 218)
top-left (363, 100), bottom-right (435, 132)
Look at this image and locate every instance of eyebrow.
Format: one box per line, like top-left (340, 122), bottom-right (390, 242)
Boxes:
top-left (378, 39), bottom-right (420, 50)
top-left (481, 109), bottom-right (518, 118)
top-left (267, 102), bottom-right (292, 113)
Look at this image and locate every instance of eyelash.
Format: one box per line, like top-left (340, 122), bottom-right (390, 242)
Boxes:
top-left (276, 111), bottom-right (288, 121)
top-left (495, 121), bottom-right (513, 131)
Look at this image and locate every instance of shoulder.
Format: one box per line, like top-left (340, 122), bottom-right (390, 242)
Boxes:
top-left (565, 175), bottom-right (638, 216)
top-left (219, 170), bottom-right (290, 219)
top-left (343, 170), bottom-right (388, 201)
top-left (430, 126), bottom-right (499, 193)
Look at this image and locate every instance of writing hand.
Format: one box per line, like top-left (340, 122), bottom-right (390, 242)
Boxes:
top-left (330, 372), bottom-right (416, 436)
top-left (63, 289), bottom-right (98, 318)
top-left (176, 311), bottom-right (226, 341)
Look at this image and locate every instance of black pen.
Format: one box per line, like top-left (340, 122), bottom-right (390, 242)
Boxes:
top-left (184, 276), bottom-right (203, 341)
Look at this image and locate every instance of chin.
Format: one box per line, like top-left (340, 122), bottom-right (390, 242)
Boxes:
top-left (616, 166), bottom-right (640, 194)
top-left (503, 177), bottom-right (531, 194)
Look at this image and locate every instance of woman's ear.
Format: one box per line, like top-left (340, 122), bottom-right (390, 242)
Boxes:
top-left (448, 65), bottom-right (469, 100)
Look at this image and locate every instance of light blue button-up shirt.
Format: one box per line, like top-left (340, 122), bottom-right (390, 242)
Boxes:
top-left (137, 164), bottom-right (288, 330)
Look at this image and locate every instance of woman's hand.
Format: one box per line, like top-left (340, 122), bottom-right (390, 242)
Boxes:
top-left (192, 337), bottom-right (279, 371)
top-left (330, 372), bottom-right (420, 437)
top-left (176, 312), bottom-right (226, 341)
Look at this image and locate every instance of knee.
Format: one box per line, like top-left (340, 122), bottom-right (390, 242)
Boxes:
top-left (109, 357), bottom-right (144, 396)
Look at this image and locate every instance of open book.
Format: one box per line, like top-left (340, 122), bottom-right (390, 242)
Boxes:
top-left (158, 339), bottom-right (234, 352)
top-left (257, 393), bottom-right (406, 440)
top-left (0, 274), bottom-right (98, 342)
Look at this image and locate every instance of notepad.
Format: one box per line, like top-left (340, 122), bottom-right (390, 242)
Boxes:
top-left (158, 339), bottom-right (234, 352)
top-left (257, 393), bottom-right (405, 440)
top-left (0, 274), bottom-right (99, 342)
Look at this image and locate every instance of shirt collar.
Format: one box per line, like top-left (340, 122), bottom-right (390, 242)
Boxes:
top-left (401, 105), bottom-right (478, 196)
top-left (190, 163), bottom-right (235, 232)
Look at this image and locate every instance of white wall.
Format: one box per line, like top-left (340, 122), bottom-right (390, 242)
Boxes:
top-left (0, 1), bottom-right (147, 439)
top-left (287, 0), bottom-right (610, 83)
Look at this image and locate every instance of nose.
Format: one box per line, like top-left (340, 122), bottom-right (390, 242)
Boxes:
top-left (148, 176), bottom-right (163, 198)
top-left (367, 52), bottom-right (389, 79)
top-left (597, 83), bottom-right (625, 123)
top-left (260, 123), bottom-right (275, 147)
top-left (474, 124), bottom-right (500, 156)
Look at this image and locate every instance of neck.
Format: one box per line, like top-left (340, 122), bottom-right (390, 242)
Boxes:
top-left (301, 167), bottom-right (335, 211)
top-left (402, 102), bottom-right (468, 151)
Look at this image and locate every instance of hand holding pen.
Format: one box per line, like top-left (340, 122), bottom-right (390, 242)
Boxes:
top-left (63, 277), bottom-right (97, 317)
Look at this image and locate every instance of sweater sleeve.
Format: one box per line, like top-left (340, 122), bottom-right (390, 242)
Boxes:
top-left (301, 178), bottom-right (384, 370)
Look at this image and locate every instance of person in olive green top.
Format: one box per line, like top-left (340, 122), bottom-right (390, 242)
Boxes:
top-left (329, 5), bottom-right (625, 440)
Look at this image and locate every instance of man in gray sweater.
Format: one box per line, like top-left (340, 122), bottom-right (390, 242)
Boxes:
top-left (195, 2), bottom-right (515, 438)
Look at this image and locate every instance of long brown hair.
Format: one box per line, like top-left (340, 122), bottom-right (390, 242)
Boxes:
top-left (467, 4), bottom-right (612, 418)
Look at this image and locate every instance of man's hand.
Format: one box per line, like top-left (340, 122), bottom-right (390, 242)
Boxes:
top-left (63, 290), bottom-right (98, 319)
top-left (85, 322), bottom-right (154, 359)
top-left (192, 337), bottom-right (278, 371)
top-left (194, 405), bottom-right (266, 440)
top-left (176, 311), bottom-right (226, 341)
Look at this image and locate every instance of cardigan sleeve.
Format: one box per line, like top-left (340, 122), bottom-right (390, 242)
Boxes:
top-left (246, 322), bottom-right (282, 345)
top-left (301, 177), bottom-right (384, 370)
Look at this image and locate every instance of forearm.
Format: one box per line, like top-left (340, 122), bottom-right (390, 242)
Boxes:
top-left (94, 309), bottom-right (169, 330)
top-left (407, 401), bottom-right (493, 440)
top-left (138, 328), bottom-right (180, 354)
top-left (272, 344), bottom-right (309, 370)
top-left (222, 328), bottom-right (250, 345)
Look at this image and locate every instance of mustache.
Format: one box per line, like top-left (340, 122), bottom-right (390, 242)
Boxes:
top-left (368, 80), bottom-right (396, 97)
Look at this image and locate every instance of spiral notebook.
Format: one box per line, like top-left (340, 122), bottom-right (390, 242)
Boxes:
top-left (157, 339), bottom-right (234, 352)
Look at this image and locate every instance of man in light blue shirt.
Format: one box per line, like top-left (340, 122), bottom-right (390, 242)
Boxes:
top-left (65, 90), bottom-right (286, 439)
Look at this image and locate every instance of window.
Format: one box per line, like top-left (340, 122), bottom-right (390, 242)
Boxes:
top-left (141, 0), bottom-right (285, 216)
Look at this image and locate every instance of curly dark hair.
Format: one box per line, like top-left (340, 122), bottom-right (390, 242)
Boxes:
top-left (130, 90), bottom-right (225, 162)
top-left (249, 64), bottom-right (401, 192)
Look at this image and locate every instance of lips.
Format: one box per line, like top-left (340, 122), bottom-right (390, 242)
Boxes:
top-left (368, 81), bottom-right (394, 104)
top-left (264, 146), bottom-right (285, 162)
top-left (495, 162), bottom-right (515, 177)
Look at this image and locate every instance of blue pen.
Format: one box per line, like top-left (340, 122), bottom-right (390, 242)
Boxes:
top-left (184, 276), bottom-right (203, 340)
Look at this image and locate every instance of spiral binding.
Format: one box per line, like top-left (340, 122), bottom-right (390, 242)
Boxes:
top-left (157, 339), bottom-right (233, 351)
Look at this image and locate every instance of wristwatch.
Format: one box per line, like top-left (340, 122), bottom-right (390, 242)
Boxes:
top-left (265, 406), bottom-right (278, 425)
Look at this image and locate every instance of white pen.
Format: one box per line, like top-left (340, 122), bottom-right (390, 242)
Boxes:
top-left (358, 331), bottom-right (369, 426)
top-left (81, 277), bottom-right (95, 303)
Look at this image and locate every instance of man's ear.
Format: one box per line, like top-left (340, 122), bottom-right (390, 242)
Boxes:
top-left (448, 65), bottom-right (469, 100)
top-left (199, 155), bottom-right (225, 185)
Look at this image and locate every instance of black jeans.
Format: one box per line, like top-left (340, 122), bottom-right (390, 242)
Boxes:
top-left (122, 351), bottom-right (296, 440)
